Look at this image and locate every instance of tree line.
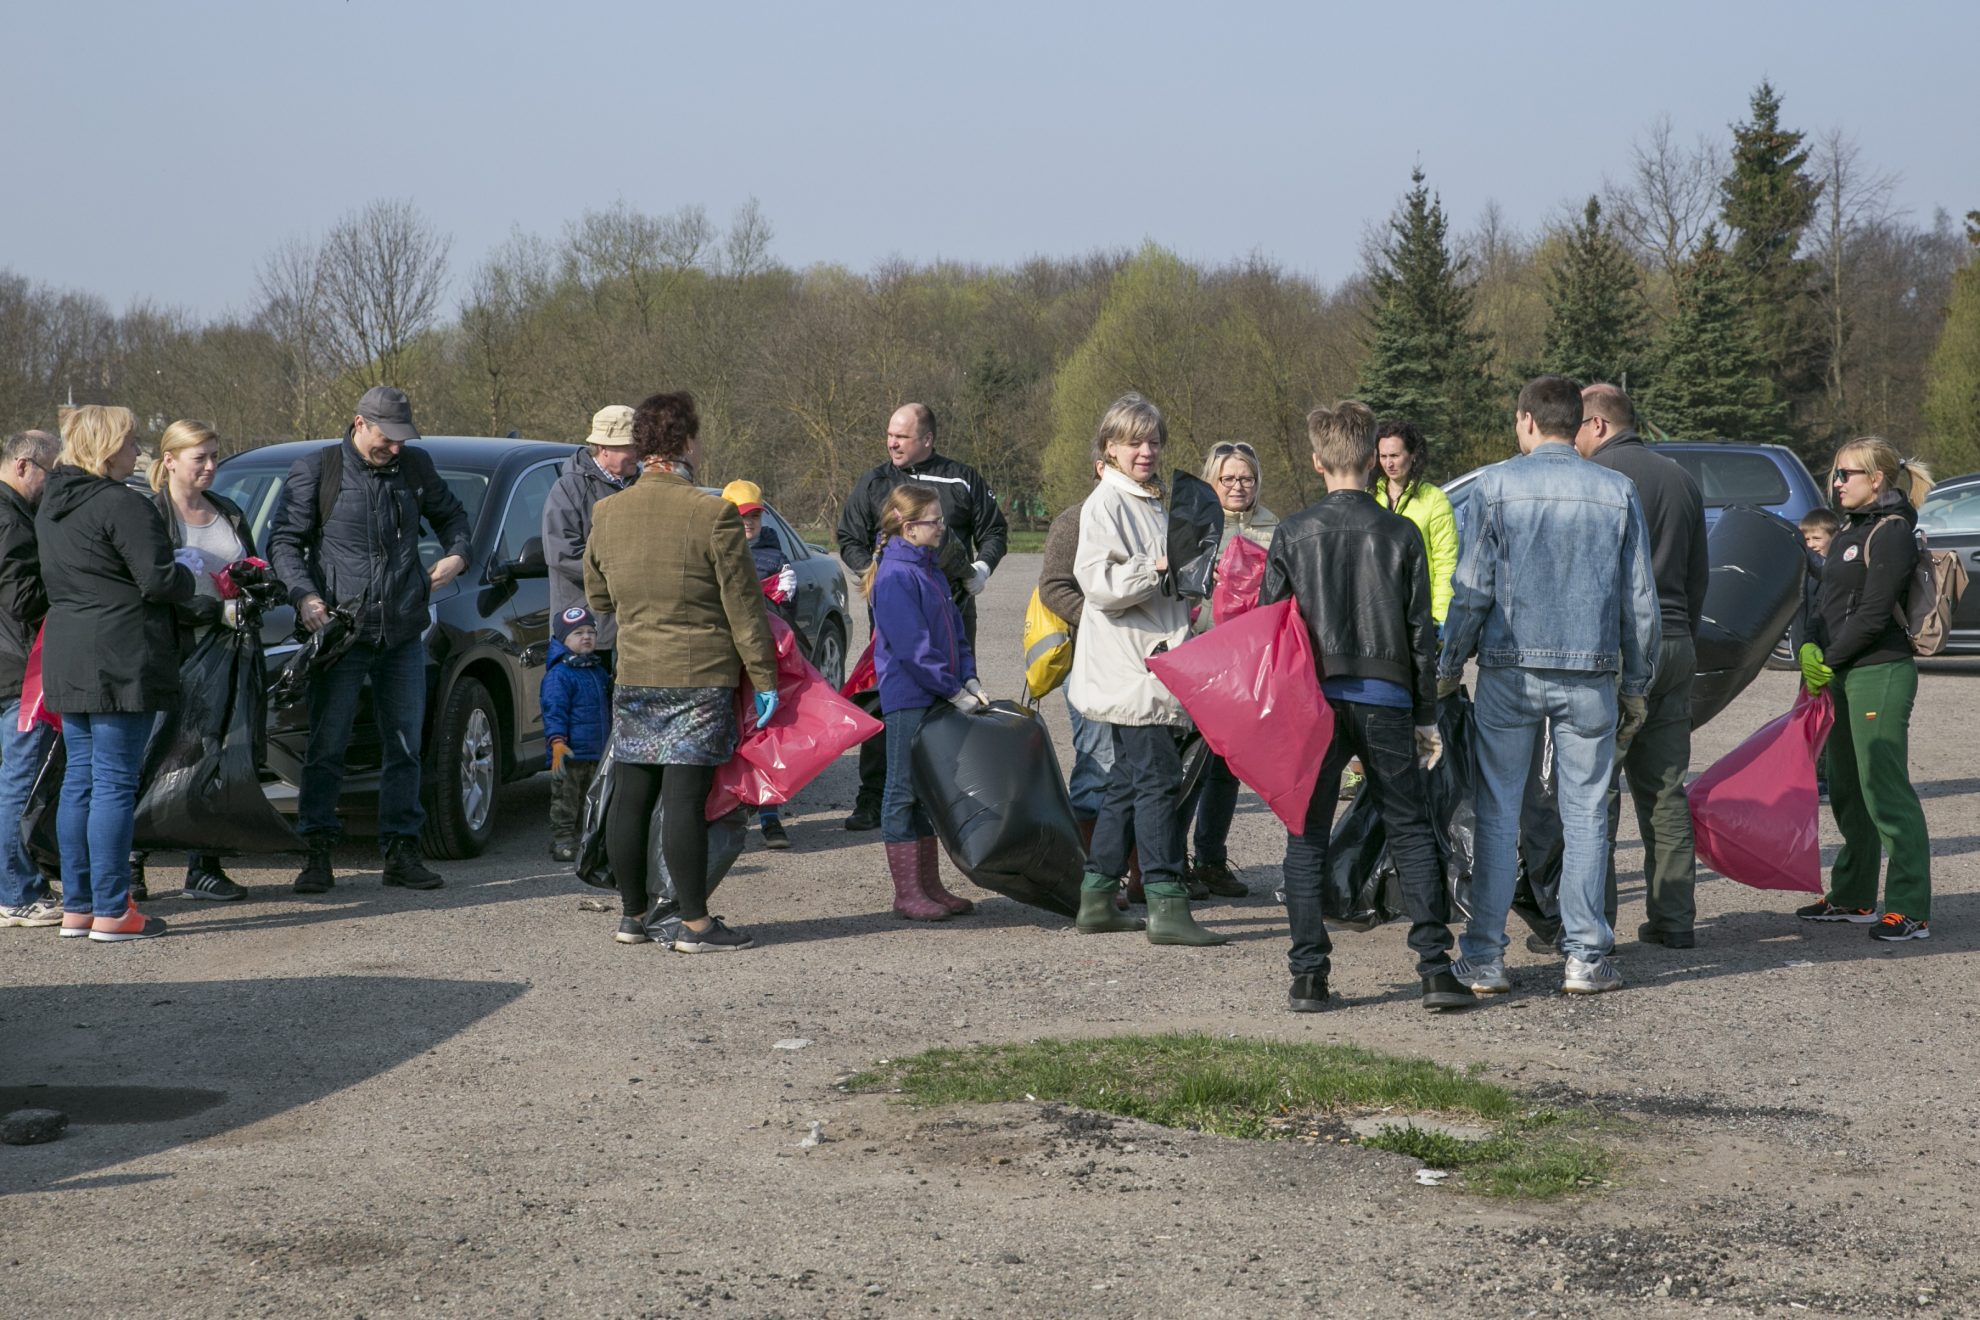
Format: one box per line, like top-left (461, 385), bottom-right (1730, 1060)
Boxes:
top-left (3, 82), bottom-right (1976, 527)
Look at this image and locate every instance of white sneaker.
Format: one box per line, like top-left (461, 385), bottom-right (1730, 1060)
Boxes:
top-left (1563, 955), bottom-right (1624, 994)
top-left (1, 899), bottom-right (64, 928)
top-left (1451, 956), bottom-right (1511, 994)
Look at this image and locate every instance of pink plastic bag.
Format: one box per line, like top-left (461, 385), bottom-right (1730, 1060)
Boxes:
top-left (1211, 535), bottom-right (1269, 625)
top-left (1148, 598), bottom-right (1334, 833)
top-left (18, 627), bottom-right (59, 733)
top-left (708, 615), bottom-right (883, 819)
top-left (841, 638), bottom-right (876, 698)
top-left (1685, 687), bottom-right (1835, 892)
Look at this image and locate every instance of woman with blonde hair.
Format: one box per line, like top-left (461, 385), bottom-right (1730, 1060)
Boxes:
top-left (1068, 393), bottom-right (1225, 946)
top-left (864, 482), bottom-right (983, 920)
top-left (37, 405), bottom-right (195, 941)
top-left (1795, 436), bottom-right (1936, 940)
top-left (148, 420), bottom-right (266, 900)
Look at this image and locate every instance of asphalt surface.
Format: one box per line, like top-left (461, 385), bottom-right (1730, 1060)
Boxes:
top-left (5, 553), bottom-right (1978, 1318)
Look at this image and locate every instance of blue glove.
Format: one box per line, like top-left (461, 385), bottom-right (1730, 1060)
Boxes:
top-left (754, 691), bottom-right (779, 726)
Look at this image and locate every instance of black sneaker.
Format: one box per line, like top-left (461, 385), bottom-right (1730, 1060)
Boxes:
top-left (1182, 866), bottom-right (1211, 901)
top-left (1636, 922), bottom-right (1695, 949)
top-left (183, 863), bottom-right (245, 901)
top-left (1421, 969), bottom-right (1478, 1011)
top-left (614, 916), bottom-right (651, 945)
top-left (1524, 925), bottom-right (1563, 955)
top-left (381, 837), bottom-right (443, 890)
top-left (1288, 973), bottom-right (1331, 1012)
top-left (1192, 858), bottom-right (1249, 898)
top-left (672, 916), bottom-right (755, 953)
top-left (293, 840), bottom-right (335, 895)
top-left (550, 840), bottom-right (576, 863)
top-left (129, 858), bottom-right (149, 903)
top-left (759, 816), bottom-right (791, 850)
top-left (1870, 913), bottom-right (1930, 942)
top-left (1795, 900), bottom-right (1875, 923)
top-left (842, 803), bottom-right (881, 832)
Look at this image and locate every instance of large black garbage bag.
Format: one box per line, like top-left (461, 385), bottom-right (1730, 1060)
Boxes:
top-left (910, 701), bottom-right (1083, 917)
top-left (1691, 505), bottom-right (1806, 730)
top-left (22, 735), bottom-right (63, 872)
top-left (574, 745), bottom-right (747, 918)
top-left (269, 599), bottom-right (365, 710)
top-left (1320, 692), bottom-right (1479, 927)
top-left (1510, 719), bottom-right (1564, 938)
top-left (131, 628), bottom-right (300, 854)
top-left (1168, 472), bottom-right (1224, 600)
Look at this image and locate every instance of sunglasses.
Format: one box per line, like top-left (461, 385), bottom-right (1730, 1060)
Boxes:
top-left (1832, 467), bottom-right (1868, 483)
top-left (1210, 442), bottom-right (1257, 458)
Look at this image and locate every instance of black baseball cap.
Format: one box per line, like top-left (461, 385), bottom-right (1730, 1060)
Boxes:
top-left (356, 386), bottom-right (420, 443)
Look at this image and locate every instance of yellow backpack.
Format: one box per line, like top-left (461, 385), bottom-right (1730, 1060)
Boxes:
top-left (1022, 588), bottom-right (1073, 702)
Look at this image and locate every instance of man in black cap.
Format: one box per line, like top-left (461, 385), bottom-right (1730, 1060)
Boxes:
top-left (268, 386), bottom-right (472, 894)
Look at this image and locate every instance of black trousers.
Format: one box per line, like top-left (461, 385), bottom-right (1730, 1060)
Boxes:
top-left (1281, 700), bottom-right (1454, 980)
top-left (1085, 724), bottom-right (1186, 891)
top-left (606, 761), bottom-right (716, 920)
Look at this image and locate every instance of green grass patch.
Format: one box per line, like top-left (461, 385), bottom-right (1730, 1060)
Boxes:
top-left (849, 1033), bottom-right (1620, 1200)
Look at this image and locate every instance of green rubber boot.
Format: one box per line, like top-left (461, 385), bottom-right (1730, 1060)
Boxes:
top-left (1145, 890), bottom-right (1229, 946)
top-left (1076, 886), bottom-right (1145, 933)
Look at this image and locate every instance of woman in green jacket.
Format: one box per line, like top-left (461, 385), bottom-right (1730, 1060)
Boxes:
top-left (1372, 420), bottom-right (1458, 626)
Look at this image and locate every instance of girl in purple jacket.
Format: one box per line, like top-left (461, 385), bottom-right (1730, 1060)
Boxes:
top-left (863, 485), bottom-right (985, 920)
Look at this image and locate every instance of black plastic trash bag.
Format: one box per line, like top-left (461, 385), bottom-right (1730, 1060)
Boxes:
top-left (910, 701), bottom-right (1083, 917)
top-left (1509, 718), bottom-right (1564, 939)
top-left (1168, 471), bottom-right (1224, 600)
top-left (21, 735), bottom-right (62, 873)
top-left (1691, 505), bottom-right (1806, 730)
top-left (268, 599), bottom-right (365, 710)
top-left (574, 745), bottom-right (748, 919)
top-left (1320, 692), bottom-right (1479, 928)
top-left (131, 627), bottom-right (299, 855)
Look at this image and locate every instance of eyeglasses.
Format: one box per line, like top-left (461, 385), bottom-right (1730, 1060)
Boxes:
top-left (905, 515), bottom-right (946, 529)
top-left (1217, 475), bottom-right (1257, 488)
top-left (1832, 467), bottom-right (1868, 483)
top-left (1210, 442), bottom-right (1257, 458)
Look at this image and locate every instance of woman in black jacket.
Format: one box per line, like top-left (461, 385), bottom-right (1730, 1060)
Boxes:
top-left (38, 406), bottom-right (195, 942)
top-left (150, 419), bottom-right (262, 901)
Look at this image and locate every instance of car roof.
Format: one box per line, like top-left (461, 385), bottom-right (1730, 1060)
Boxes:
top-left (219, 436), bottom-right (577, 467)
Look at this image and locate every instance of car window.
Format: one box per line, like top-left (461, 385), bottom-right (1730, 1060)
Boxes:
top-left (764, 506), bottom-right (809, 562)
top-left (1667, 451), bottom-right (1790, 507)
top-left (217, 463), bottom-right (489, 565)
top-left (417, 472), bottom-right (490, 569)
top-left (494, 462), bottom-right (561, 564)
top-left (1918, 484), bottom-right (1980, 534)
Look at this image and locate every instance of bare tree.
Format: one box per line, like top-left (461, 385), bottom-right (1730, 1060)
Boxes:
top-left (317, 199), bottom-right (452, 387)
top-left (722, 197), bottom-right (776, 278)
top-left (255, 235), bottom-right (329, 437)
top-left (1604, 115), bottom-right (1725, 298)
top-left (564, 201), bottom-right (711, 334)
top-left (1810, 128), bottom-right (1901, 428)
top-left (459, 232), bottom-right (553, 434)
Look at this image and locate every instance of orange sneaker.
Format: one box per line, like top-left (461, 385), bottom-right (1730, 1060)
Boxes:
top-left (60, 910), bottom-right (94, 939)
top-left (88, 903), bottom-right (167, 943)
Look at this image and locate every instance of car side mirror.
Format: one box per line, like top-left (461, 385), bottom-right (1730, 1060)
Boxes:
top-left (490, 536), bottom-right (548, 585)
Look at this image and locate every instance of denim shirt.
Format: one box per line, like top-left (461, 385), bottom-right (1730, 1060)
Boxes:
top-left (1437, 441), bottom-right (1661, 696)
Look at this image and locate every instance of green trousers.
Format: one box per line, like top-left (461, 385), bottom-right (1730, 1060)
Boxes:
top-left (1825, 660), bottom-right (1931, 921)
top-left (1605, 635), bottom-right (1698, 934)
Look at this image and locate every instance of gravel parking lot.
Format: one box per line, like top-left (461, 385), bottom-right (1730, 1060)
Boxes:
top-left (5, 553), bottom-right (1976, 1318)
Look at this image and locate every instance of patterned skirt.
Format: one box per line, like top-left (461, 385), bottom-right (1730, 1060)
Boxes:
top-left (609, 685), bottom-right (737, 767)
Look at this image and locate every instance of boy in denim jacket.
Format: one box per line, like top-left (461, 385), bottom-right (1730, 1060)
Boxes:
top-left (543, 605), bottom-right (610, 861)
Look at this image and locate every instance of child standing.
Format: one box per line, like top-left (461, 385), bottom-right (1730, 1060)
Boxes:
top-left (722, 480), bottom-right (799, 849)
top-left (543, 605), bottom-right (611, 862)
top-left (865, 484), bottom-right (981, 921)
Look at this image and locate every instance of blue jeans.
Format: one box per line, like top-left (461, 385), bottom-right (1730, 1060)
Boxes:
top-left (1190, 753), bottom-right (1239, 864)
top-left (301, 637), bottom-right (428, 840)
top-left (0, 700), bottom-right (56, 908)
top-left (1467, 666), bottom-right (1617, 964)
top-left (1065, 695), bottom-right (1113, 820)
top-left (881, 705), bottom-right (933, 844)
top-left (57, 710), bottom-right (156, 918)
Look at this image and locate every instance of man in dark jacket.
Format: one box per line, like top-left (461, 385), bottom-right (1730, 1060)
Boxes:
top-left (835, 403), bottom-right (1008, 829)
top-left (542, 404), bottom-right (637, 660)
top-left (266, 386), bottom-right (472, 895)
top-left (1261, 401), bottom-right (1472, 1014)
top-left (0, 430), bottom-right (60, 926)
top-left (1577, 383), bottom-right (1708, 948)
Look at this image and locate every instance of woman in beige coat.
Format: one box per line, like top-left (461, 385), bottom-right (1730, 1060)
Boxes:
top-left (1067, 394), bottom-right (1225, 947)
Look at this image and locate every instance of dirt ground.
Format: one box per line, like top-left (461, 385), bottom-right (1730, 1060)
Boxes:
top-left (4, 552), bottom-right (1976, 1319)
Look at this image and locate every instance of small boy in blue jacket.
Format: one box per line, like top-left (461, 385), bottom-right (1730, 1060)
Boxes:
top-left (543, 605), bottom-right (610, 862)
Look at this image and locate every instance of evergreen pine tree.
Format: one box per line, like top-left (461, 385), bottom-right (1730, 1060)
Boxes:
top-left (1541, 196), bottom-right (1651, 388)
top-left (1639, 227), bottom-right (1790, 442)
top-left (1922, 213), bottom-right (1980, 474)
top-left (1356, 168), bottom-right (1499, 473)
top-left (1720, 80), bottom-right (1824, 441)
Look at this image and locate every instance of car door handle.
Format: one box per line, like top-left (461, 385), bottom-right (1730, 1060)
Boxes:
top-left (1969, 552), bottom-right (1980, 566)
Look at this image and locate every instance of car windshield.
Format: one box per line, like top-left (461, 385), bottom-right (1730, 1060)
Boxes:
top-left (214, 464), bottom-right (490, 568)
top-left (1918, 483), bottom-right (1980, 534)
top-left (1665, 451), bottom-right (1791, 508)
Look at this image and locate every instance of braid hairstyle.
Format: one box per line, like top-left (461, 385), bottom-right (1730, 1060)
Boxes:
top-left (860, 483), bottom-right (942, 601)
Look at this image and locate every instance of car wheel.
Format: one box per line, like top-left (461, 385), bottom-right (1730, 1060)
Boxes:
top-left (1764, 630), bottom-right (1797, 671)
top-left (810, 617), bottom-right (847, 692)
top-left (422, 676), bottom-right (499, 859)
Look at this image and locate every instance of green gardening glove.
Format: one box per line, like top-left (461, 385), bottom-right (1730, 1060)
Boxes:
top-left (1797, 642), bottom-right (1833, 693)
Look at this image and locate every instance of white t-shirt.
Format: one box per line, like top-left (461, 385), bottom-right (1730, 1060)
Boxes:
top-left (176, 508), bottom-right (246, 603)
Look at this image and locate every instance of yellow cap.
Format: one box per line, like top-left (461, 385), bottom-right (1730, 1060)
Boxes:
top-left (721, 479), bottom-right (765, 514)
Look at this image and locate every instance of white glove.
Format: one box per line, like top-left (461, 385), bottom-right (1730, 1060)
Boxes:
top-left (947, 687), bottom-right (988, 714)
top-left (172, 547), bottom-right (204, 572)
top-left (966, 560), bottom-right (991, 596)
top-left (775, 565), bottom-right (797, 599)
top-left (964, 678), bottom-right (987, 703)
top-left (1414, 724), bottom-right (1444, 772)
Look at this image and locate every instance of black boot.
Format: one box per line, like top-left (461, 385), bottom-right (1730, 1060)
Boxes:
top-left (1288, 973), bottom-right (1331, 1012)
top-left (381, 836), bottom-right (443, 890)
top-left (129, 854), bottom-right (149, 902)
top-left (1420, 969), bottom-right (1478, 1011)
top-left (842, 800), bottom-right (881, 832)
top-left (293, 837), bottom-right (335, 895)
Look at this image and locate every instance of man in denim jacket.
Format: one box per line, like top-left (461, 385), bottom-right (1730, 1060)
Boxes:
top-left (1436, 376), bottom-right (1661, 996)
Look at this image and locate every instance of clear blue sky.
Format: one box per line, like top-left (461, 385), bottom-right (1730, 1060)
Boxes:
top-left (7, 0), bottom-right (1976, 317)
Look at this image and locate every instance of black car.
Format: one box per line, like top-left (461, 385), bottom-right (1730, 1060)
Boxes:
top-left (213, 437), bottom-right (851, 858)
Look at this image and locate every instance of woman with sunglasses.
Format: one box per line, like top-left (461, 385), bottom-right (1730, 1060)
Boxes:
top-left (1795, 438), bottom-right (1936, 941)
top-left (1181, 440), bottom-right (1278, 900)
top-left (1371, 421), bottom-right (1458, 626)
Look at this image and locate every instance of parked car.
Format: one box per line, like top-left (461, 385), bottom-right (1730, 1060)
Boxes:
top-left (1914, 470), bottom-right (1980, 655)
top-left (212, 437), bottom-right (850, 858)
